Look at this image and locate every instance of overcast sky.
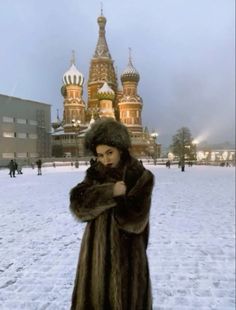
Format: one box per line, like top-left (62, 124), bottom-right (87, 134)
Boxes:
top-left (0, 0), bottom-right (235, 147)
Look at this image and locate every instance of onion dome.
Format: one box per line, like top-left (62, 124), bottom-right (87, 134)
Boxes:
top-left (121, 50), bottom-right (140, 83)
top-left (52, 120), bottom-right (61, 131)
top-left (97, 82), bottom-right (115, 100)
top-left (97, 14), bottom-right (106, 28)
top-left (52, 110), bottom-right (62, 131)
top-left (63, 51), bottom-right (84, 86)
top-left (63, 63), bottom-right (84, 86)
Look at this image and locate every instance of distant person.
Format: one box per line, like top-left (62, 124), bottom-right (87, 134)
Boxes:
top-left (166, 160), bottom-right (171, 168)
top-left (8, 159), bottom-right (17, 178)
top-left (17, 162), bottom-right (23, 174)
top-left (69, 118), bottom-right (154, 309)
top-left (36, 159), bottom-right (42, 175)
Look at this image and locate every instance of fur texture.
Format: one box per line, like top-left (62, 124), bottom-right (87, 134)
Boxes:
top-left (84, 118), bottom-right (131, 155)
top-left (69, 157), bottom-right (154, 310)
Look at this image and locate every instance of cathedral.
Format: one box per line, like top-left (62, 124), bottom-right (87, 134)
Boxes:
top-left (52, 11), bottom-right (160, 159)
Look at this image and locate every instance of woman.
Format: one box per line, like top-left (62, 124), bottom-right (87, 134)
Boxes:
top-left (70, 118), bottom-right (154, 310)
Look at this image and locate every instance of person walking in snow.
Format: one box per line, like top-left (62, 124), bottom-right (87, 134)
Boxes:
top-left (17, 162), bottom-right (23, 174)
top-left (69, 118), bottom-right (154, 309)
top-left (36, 159), bottom-right (42, 175)
top-left (166, 160), bottom-right (171, 168)
top-left (8, 159), bottom-right (17, 178)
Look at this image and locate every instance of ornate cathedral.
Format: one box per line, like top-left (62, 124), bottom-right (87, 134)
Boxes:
top-left (52, 11), bottom-right (160, 159)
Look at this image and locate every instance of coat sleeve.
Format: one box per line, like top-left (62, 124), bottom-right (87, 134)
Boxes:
top-left (114, 170), bottom-right (154, 234)
top-left (69, 177), bottom-right (117, 222)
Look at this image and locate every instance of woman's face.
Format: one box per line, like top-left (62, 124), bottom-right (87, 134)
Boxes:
top-left (96, 145), bottom-right (121, 168)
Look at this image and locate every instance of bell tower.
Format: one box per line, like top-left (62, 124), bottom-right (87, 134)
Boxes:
top-left (119, 49), bottom-right (143, 133)
top-left (87, 10), bottom-right (117, 119)
top-left (61, 51), bottom-right (86, 132)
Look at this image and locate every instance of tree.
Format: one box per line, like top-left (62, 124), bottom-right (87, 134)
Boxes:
top-left (170, 127), bottom-right (196, 170)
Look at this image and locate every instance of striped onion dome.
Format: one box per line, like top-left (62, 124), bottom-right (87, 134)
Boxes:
top-left (97, 82), bottom-right (115, 100)
top-left (63, 63), bottom-right (84, 86)
top-left (121, 56), bottom-right (140, 83)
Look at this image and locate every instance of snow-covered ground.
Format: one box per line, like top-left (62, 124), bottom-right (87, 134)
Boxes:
top-left (0, 164), bottom-right (235, 310)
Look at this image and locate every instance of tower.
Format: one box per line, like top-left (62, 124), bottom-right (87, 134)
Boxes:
top-left (61, 51), bottom-right (86, 132)
top-left (119, 49), bottom-right (143, 133)
top-left (87, 10), bottom-right (117, 118)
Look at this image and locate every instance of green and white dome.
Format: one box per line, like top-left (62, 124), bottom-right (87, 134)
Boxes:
top-left (97, 82), bottom-right (115, 100)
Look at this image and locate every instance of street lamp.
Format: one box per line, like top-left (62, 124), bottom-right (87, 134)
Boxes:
top-left (72, 119), bottom-right (81, 160)
top-left (151, 131), bottom-right (158, 165)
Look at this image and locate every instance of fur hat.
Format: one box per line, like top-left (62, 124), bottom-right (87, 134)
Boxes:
top-left (85, 118), bottom-right (131, 155)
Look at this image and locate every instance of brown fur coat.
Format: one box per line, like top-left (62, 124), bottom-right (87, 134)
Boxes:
top-left (69, 157), bottom-right (154, 310)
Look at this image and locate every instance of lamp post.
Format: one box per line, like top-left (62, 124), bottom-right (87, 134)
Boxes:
top-left (72, 119), bottom-right (81, 160)
top-left (151, 131), bottom-right (158, 165)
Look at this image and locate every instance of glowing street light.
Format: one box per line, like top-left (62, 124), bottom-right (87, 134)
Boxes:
top-left (151, 131), bottom-right (159, 165)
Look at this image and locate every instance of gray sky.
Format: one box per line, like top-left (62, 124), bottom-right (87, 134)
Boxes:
top-left (0, 0), bottom-right (235, 147)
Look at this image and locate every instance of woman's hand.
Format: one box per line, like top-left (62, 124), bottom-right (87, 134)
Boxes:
top-left (113, 181), bottom-right (126, 197)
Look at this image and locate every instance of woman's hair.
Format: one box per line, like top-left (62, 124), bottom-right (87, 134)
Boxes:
top-left (85, 118), bottom-right (131, 156)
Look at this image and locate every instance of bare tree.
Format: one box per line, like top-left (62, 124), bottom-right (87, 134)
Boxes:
top-left (171, 127), bottom-right (196, 171)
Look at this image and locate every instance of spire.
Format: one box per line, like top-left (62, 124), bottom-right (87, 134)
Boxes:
top-left (121, 48), bottom-right (140, 83)
top-left (70, 50), bottom-right (76, 65)
top-left (94, 9), bottom-right (111, 58)
top-left (100, 2), bottom-right (103, 16)
top-left (128, 47), bottom-right (135, 68)
top-left (128, 47), bottom-right (132, 63)
top-left (56, 109), bottom-right (60, 121)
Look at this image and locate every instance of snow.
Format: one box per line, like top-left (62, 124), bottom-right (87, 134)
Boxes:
top-left (0, 164), bottom-right (235, 310)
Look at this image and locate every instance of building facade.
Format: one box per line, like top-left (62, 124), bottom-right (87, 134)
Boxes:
top-left (0, 94), bottom-right (51, 166)
top-left (52, 12), bottom-right (160, 159)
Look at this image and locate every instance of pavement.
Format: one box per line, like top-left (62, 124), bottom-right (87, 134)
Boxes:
top-left (0, 166), bottom-right (235, 309)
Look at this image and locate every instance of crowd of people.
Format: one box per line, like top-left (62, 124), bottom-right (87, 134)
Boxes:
top-left (8, 159), bottom-right (43, 177)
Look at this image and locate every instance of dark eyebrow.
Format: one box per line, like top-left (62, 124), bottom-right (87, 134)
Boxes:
top-left (97, 147), bottom-right (113, 156)
top-left (105, 148), bottom-right (113, 154)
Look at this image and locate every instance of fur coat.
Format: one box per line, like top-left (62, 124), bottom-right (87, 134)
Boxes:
top-left (69, 156), bottom-right (154, 310)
